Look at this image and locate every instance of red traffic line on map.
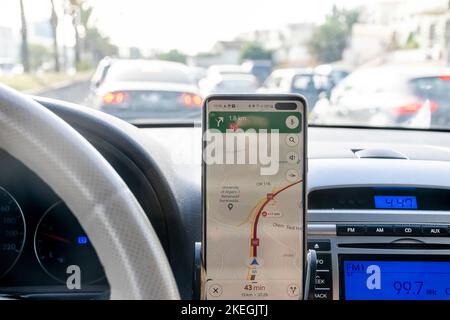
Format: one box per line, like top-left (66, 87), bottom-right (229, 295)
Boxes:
top-left (251, 180), bottom-right (302, 258)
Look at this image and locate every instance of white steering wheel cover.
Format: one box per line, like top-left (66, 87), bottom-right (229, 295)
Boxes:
top-left (0, 84), bottom-right (179, 299)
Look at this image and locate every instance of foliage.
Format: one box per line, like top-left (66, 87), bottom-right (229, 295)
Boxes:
top-left (158, 49), bottom-right (187, 63)
top-left (67, 1), bottom-right (117, 68)
top-left (84, 28), bottom-right (118, 60)
top-left (76, 59), bottom-right (94, 71)
top-left (240, 42), bottom-right (272, 62)
top-left (308, 6), bottom-right (360, 63)
top-left (404, 32), bottom-right (419, 49)
top-left (29, 44), bottom-right (51, 71)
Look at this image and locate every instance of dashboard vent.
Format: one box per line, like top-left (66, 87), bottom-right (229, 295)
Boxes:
top-left (352, 148), bottom-right (408, 159)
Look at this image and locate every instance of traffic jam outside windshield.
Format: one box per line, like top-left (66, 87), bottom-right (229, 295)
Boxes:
top-left (2, 0), bottom-right (450, 129)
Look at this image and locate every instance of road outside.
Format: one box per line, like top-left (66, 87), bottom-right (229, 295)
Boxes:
top-left (33, 79), bottom-right (91, 106)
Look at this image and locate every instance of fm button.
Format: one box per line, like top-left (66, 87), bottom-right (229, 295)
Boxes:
top-left (337, 225), bottom-right (365, 236)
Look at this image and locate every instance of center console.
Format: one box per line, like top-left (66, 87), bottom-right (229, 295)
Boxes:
top-left (307, 186), bottom-right (450, 300)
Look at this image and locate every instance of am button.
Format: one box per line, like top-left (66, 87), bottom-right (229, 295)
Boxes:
top-left (366, 225), bottom-right (394, 236)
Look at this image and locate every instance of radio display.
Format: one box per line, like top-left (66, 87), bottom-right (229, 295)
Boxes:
top-left (374, 195), bottom-right (417, 209)
top-left (342, 258), bottom-right (450, 300)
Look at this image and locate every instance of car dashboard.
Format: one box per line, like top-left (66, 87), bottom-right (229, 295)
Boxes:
top-left (146, 125), bottom-right (450, 300)
top-left (0, 98), bottom-right (450, 300)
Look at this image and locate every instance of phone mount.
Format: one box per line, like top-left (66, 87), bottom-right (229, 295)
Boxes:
top-left (303, 249), bottom-right (318, 300)
top-left (192, 242), bottom-right (202, 300)
top-left (192, 242), bottom-right (317, 300)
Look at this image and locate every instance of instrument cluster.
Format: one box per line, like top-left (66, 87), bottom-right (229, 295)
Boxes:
top-left (0, 151), bottom-right (106, 294)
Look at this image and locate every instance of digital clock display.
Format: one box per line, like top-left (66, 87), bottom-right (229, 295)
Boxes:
top-left (374, 195), bottom-right (417, 209)
top-left (343, 260), bottom-right (450, 300)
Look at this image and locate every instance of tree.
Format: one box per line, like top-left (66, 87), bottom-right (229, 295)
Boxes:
top-left (84, 28), bottom-right (118, 61)
top-left (240, 42), bottom-right (272, 61)
top-left (308, 6), bottom-right (360, 63)
top-left (69, 0), bottom-right (85, 67)
top-left (73, 3), bottom-right (117, 64)
top-left (158, 49), bottom-right (187, 63)
top-left (404, 32), bottom-right (419, 49)
top-left (19, 0), bottom-right (30, 72)
top-left (29, 44), bottom-right (51, 71)
top-left (49, 0), bottom-right (61, 72)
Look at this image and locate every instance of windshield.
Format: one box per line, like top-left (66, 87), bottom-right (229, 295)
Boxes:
top-left (2, 0), bottom-right (450, 129)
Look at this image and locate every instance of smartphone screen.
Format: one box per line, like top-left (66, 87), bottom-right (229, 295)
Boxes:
top-left (202, 95), bottom-right (306, 300)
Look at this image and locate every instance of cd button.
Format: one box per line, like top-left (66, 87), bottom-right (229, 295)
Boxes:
top-left (422, 225), bottom-right (449, 237)
top-left (394, 225), bottom-right (421, 236)
top-left (366, 225), bottom-right (394, 236)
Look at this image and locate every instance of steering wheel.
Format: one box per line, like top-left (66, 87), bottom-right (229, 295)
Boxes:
top-left (0, 85), bottom-right (180, 300)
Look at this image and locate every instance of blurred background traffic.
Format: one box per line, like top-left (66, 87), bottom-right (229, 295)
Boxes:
top-left (2, 0), bottom-right (450, 128)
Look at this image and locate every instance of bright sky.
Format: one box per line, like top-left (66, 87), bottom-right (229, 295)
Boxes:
top-left (1, 0), bottom-right (369, 54)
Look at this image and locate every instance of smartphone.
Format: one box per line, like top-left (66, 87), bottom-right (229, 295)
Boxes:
top-left (202, 94), bottom-right (307, 300)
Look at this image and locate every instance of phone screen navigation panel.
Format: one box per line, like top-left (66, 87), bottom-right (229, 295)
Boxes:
top-left (204, 98), bottom-right (305, 300)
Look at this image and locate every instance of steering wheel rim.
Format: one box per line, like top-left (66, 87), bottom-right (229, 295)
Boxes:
top-left (0, 84), bottom-right (180, 299)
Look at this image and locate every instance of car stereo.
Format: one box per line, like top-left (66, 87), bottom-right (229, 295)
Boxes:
top-left (340, 255), bottom-right (450, 300)
top-left (309, 187), bottom-right (450, 211)
top-left (307, 187), bottom-right (450, 300)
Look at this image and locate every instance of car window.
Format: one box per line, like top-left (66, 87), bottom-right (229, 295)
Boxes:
top-left (1, 0), bottom-right (450, 130)
top-left (91, 61), bottom-right (111, 87)
top-left (106, 63), bottom-right (193, 84)
top-left (292, 75), bottom-right (315, 91)
top-left (409, 77), bottom-right (450, 101)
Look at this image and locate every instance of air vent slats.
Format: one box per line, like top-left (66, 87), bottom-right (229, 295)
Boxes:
top-left (352, 148), bottom-right (408, 159)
